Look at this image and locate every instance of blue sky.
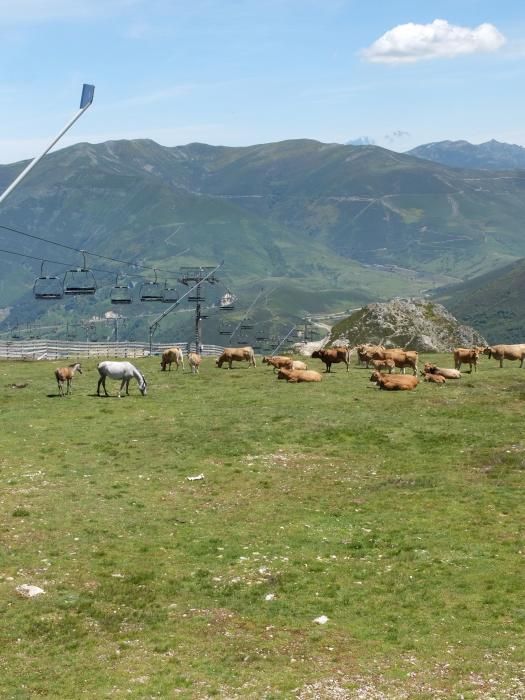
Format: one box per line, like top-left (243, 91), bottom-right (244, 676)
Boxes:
top-left (1, 0), bottom-right (525, 163)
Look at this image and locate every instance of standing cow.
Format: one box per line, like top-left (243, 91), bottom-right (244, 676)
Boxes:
top-left (216, 347), bottom-right (256, 369)
top-left (483, 344), bottom-right (525, 368)
top-left (161, 347), bottom-right (184, 371)
top-left (311, 347), bottom-right (351, 372)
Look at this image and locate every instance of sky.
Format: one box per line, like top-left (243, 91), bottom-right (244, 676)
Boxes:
top-left (1, 0), bottom-right (525, 164)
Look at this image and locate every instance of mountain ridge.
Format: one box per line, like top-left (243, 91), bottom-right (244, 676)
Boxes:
top-left (1, 137), bottom-right (525, 342)
top-left (407, 139), bottom-right (525, 171)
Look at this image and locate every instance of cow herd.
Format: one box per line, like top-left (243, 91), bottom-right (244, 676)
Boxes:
top-left (51, 341), bottom-right (525, 397)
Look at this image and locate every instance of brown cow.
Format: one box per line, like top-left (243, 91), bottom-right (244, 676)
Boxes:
top-left (483, 344), bottom-right (525, 368)
top-left (369, 370), bottom-right (418, 391)
top-left (160, 347), bottom-right (184, 371)
top-left (423, 372), bottom-right (446, 384)
top-left (361, 347), bottom-right (418, 375)
top-left (262, 355), bottom-right (292, 372)
top-left (311, 347), bottom-right (351, 372)
top-left (188, 352), bottom-right (201, 374)
top-left (453, 347), bottom-right (480, 373)
top-left (370, 358), bottom-right (396, 373)
top-left (277, 368), bottom-right (322, 383)
top-left (216, 347), bottom-right (256, 369)
top-left (356, 344), bottom-right (385, 367)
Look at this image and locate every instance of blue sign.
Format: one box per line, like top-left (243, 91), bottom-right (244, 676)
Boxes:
top-left (80, 84), bottom-right (95, 109)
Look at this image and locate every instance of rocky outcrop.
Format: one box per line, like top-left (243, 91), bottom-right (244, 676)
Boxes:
top-left (328, 298), bottom-right (486, 352)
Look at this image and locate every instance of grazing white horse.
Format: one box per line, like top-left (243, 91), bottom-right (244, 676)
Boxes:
top-left (96, 361), bottom-right (147, 398)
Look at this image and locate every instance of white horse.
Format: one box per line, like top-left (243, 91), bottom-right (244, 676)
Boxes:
top-left (96, 361), bottom-right (147, 398)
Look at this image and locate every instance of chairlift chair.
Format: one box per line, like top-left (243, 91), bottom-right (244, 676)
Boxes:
top-left (219, 321), bottom-right (233, 336)
top-left (139, 269), bottom-right (163, 302)
top-left (240, 317), bottom-right (254, 330)
top-left (162, 281), bottom-right (179, 304)
top-left (33, 260), bottom-right (63, 300)
top-left (110, 274), bottom-right (133, 304)
top-left (63, 251), bottom-right (97, 295)
top-left (219, 290), bottom-right (236, 310)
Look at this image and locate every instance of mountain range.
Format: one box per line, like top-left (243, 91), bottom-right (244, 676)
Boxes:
top-left (407, 139), bottom-right (525, 171)
top-left (1, 137), bottom-right (525, 343)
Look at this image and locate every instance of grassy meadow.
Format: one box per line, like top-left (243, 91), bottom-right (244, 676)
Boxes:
top-left (0, 353), bottom-right (524, 699)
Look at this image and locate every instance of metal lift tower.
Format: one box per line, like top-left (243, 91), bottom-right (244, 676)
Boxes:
top-left (179, 266), bottom-right (220, 351)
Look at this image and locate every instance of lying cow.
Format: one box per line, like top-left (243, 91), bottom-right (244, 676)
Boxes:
top-left (369, 370), bottom-right (418, 391)
top-left (423, 363), bottom-right (461, 379)
top-left (483, 344), bottom-right (525, 368)
top-left (263, 356), bottom-right (309, 372)
top-left (277, 368), bottom-right (322, 383)
top-left (311, 347), bottom-right (351, 372)
top-left (453, 347), bottom-right (480, 373)
top-left (423, 372), bottom-right (446, 384)
top-left (160, 347), bottom-right (184, 371)
top-left (262, 355), bottom-right (292, 372)
top-left (290, 360), bottom-right (308, 371)
top-left (216, 346), bottom-right (256, 369)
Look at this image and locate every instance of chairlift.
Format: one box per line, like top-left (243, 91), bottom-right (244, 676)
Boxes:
top-left (240, 317), bottom-right (254, 330)
top-left (188, 290), bottom-right (205, 303)
top-left (63, 251), bottom-right (97, 295)
top-left (140, 269), bottom-right (163, 302)
top-left (33, 260), bottom-right (63, 300)
top-left (111, 274), bottom-right (133, 304)
top-left (219, 290), bottom-right (236, 310)
top-left (219, 321), bottom-right (233, 336)
top-left (237, 337), bottom-right (249, 346)
top-left (162, 281), bottom-right (179, 304)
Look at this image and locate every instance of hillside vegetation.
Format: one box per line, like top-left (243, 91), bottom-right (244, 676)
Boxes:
top-left (435, 257), bottom-right (525, 343)
top-left (2, 138), bottom-right (525, 341)
top-left (0, 355), bottom-right (524, 697)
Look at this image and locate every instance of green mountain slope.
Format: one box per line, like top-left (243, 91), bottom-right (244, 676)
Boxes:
top-left (1, 138), bottom-right (525, 342)
top-left (434, 258), bottom-right (525, 343)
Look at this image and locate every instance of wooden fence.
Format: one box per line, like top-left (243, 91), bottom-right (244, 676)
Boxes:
top-left (0, 340), bottom-right (225, 361)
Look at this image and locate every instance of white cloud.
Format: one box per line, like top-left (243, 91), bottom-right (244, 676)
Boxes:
top-left (362, 19), bottom-right (506, 64)
top-left (384, 130), bottom-right (410, 143)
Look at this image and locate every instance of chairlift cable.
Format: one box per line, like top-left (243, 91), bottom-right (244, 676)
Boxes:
top-left (0, 245), bottom-right (186, 283)
top-left (0, 222), bottom-right (189, 276)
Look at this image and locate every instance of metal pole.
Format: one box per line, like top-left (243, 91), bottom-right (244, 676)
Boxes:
top-left (0, 84), bottom-right (95, 206)
top-left (148, 261), bottom-right (223, 349)
top-left (195, 297), bottom-right (201, 352)
top-left (272, 324), bottom-right (297, 356)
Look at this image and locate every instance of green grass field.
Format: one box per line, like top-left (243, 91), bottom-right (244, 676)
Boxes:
top-left (1, 355), bottom-right (524, 699)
